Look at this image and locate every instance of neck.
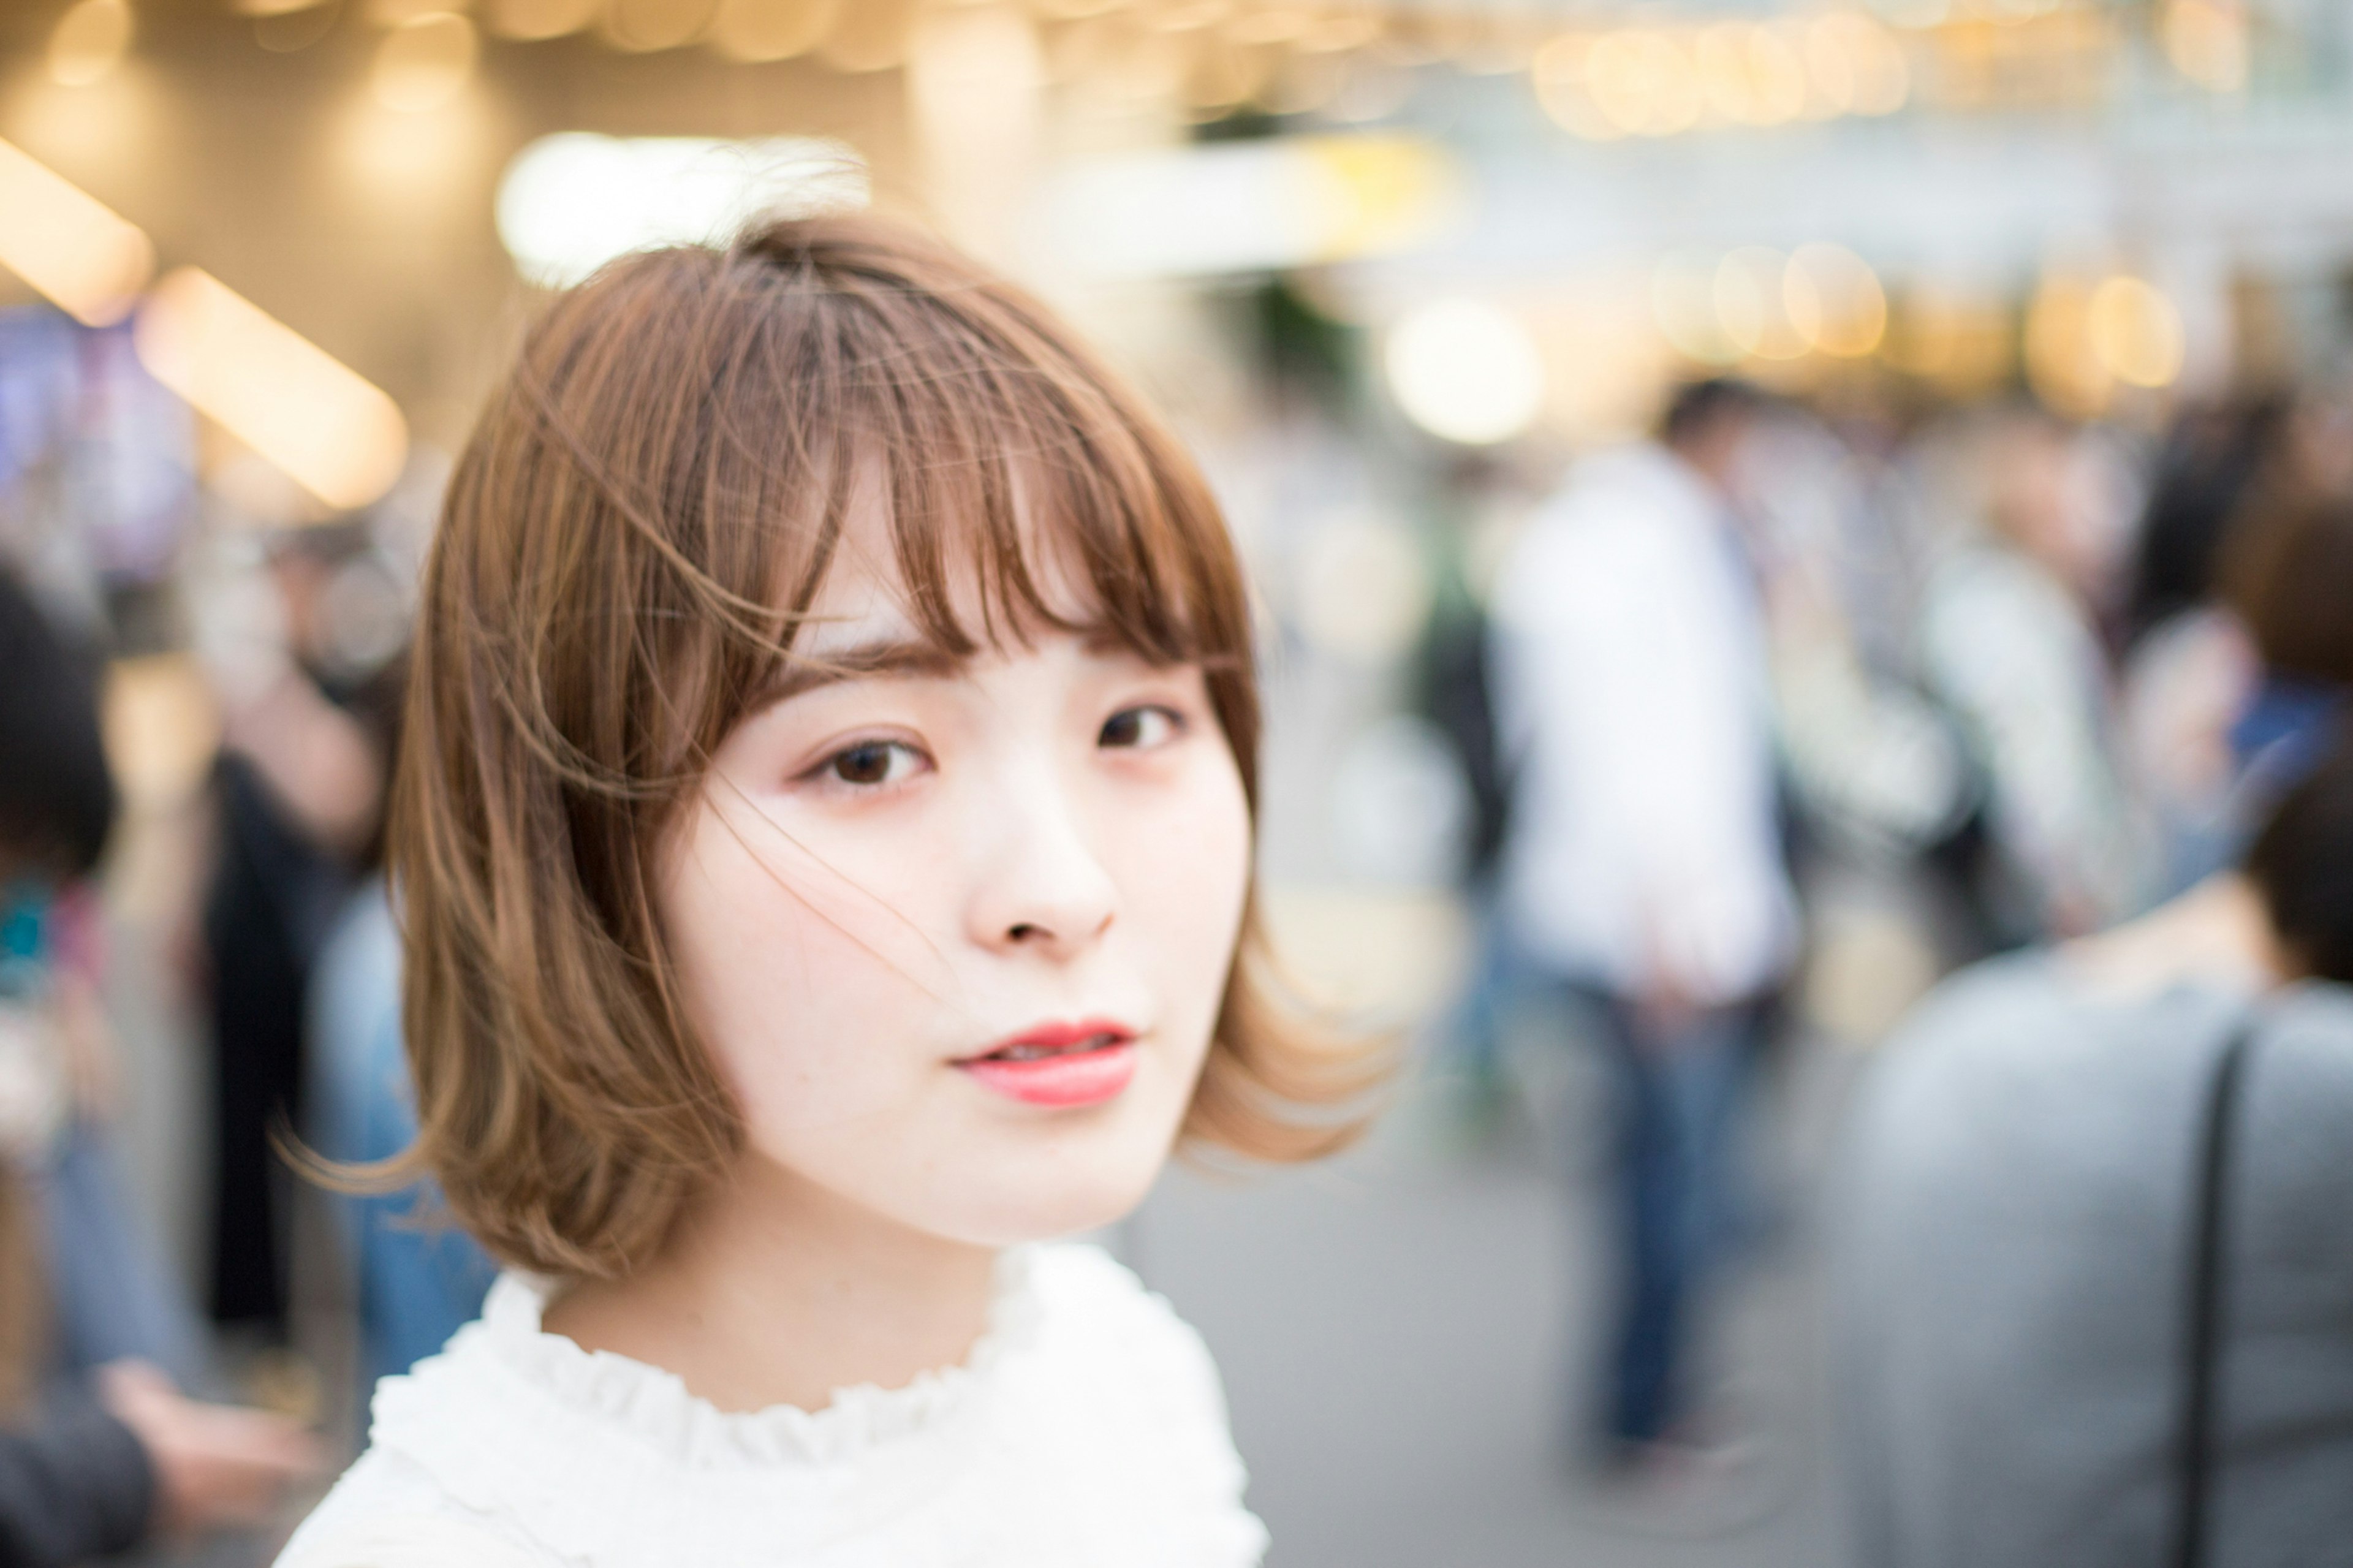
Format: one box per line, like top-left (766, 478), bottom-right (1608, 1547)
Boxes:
top-left (2064, 873), bottom-right (2299, 1002)
top-left (542, 1159), bottom-right (999, 1416)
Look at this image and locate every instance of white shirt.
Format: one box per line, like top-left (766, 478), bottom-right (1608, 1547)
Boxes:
top-left (276, 1244), bottom-right (1267, 1568)
top-left (1918, 543), bottom-right (2142, 925)
top-left (1488, 442), bottom-right (1797, 1004)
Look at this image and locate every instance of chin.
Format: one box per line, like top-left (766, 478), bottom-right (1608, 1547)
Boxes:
top-left (939, 1133), bottom-right (1175, 1248)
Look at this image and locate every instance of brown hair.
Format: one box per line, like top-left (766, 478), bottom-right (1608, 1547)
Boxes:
top-left (2221, 484), bottom-right (2353, 685)
top-left (390, 213), bottom-right (1373, 1279)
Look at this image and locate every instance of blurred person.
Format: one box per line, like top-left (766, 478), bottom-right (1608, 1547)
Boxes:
top-left (0, 570), bottom-right (323, 1564)
top-left (2208, 477), bottom-right (2353, 805)
top-left (1830, 722), bottom-right (2353, 1568)
top-left (1914, 408), bottom-right (2143, 947)
top-left (0, 1362), bottom-right (318, 1568)
top-left (199, 523), bottom-right (406, 1342)
top-left (2122, 395), bottom-right (2294, 648)
top-left (1487, 377), bottom-right (1799, 1468)
top-left (2126, 469), bottom-right (2353, 898)
top-left (1418, 451), bottom-right (1541, 1117)
top-left (2116, 398), bottom-right (2296, 897)
top-left (0, 570), bottom-right (204, 1386)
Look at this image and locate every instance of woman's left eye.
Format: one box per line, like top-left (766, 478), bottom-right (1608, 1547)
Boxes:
top-left (1099, 705), bottom-right (1183, 750)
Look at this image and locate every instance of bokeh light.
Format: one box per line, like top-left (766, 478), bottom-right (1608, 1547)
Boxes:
top-left (1785, 243), bottom-right (1889, 358)
top-left (2088, 275), bottom-right (2186, 388)
top-left (482, 0), bottom-right (601, 42)
top-left (134, 268), bottom-right (410, 510)
top-left (2162, 0), bottom-right (2251, 93)
top-left (707, 0), bottom-right (839, 62)
top-left (2025, 273), bottom-right (2110, 417)
top-left (1383, 297), bottom-right (1546, 445)
top-left (601, 0), bottom-right (719, 53)
top-left (494, 133), bottom-right (868, 287)
top-left (0, 136), bottom-right (155, 326)
top-left (1651, 249), bottom-right (1741, 364)
top-left (370, 12), bottom-right (479, 112)
top-left (47, 0), bottom-right (134, 88)
top-left (1715, 248), bottom-right (1807, 360)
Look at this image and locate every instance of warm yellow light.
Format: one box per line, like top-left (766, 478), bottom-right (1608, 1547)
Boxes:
top-left (1651, 250), bottom-right (1740, 364)
top-left (708, 0), bottom-right (838, 61)
top-left (484, 0), bottom-right (601, 40)
top-left (1226, 7), bottom-right (1310, 46)
top-left (48, 0), bottom-right (134, 87)
top-left (1695, 25), bottom-right (1760, 124)
top-left (2162, 0), bottom-right (2249, 93)
top-left (1586, 29), bottom-right (1703, 137)
top-left (816, 0), bottom-right (914, 71)
top-left (235, 0), bottom-right (329, 15)
top-left (1745, 26), bottom-right (1808, 124)
top-left (1785, 242), bottom-right (1888, 357)
top-left (2024, 275), bottom-right (2110, 419)
top-left (1531, 34), bottom-right (1621, 140)
top-left (1849, 15), bottom-right (1911, 114)
top-left (1804, 15), bottom-right (1859, 113)
top-left (1148, 0), bottom-right (1231, 33)
top-left (371, 13), bottom-right (477, 111)
top-left (602, 0), bottom-right (718, 51)
top-left (134, 268), bottom-right (409, 512)
top-left (1715, 247), bottom-right (1805, 359)
top-left (2088, 275), bottom-right (2186, 388)
top-left (0, 138), bottom-right (154, 326)
top-left (1294, 12), bottom-right (1381, 53)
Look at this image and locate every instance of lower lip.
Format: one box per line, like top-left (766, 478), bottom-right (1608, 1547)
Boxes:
top-left (957, 1042), bottom-right (1138, 1108)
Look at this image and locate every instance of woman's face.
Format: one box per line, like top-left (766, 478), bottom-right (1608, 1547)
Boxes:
top-left (654, 518), bottom-right (1252, 1249)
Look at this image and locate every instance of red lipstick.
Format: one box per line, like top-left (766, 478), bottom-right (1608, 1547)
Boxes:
top-left (957, 1020), bottom-right (1138, 1108)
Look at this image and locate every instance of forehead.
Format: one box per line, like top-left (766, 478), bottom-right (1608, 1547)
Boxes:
top-left (789, 451), bottom-right (1112, 665)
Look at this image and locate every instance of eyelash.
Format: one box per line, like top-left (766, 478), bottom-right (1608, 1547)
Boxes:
top-left (1099, 704), bottom-right (1187, 751)
top-left (808, 704), bottom-right (1188, 792)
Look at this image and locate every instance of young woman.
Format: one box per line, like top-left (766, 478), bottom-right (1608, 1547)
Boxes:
top-left (275, 213), bottom-right (1373, 1568)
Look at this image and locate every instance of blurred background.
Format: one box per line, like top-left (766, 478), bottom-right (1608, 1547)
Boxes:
top-left (2, 0), bottom-right (2351, 1562)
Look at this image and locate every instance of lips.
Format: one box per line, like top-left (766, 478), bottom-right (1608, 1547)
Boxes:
top-left (955, 1020), bottom-right (1139, 1108)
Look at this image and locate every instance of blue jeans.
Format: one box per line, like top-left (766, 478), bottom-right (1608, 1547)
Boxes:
top-left (310, 885), bottom-right (495, 1390)
top-left (1580, 991), bottom-right (1763, 1449)
top-left (38, 1119), bottom-right (208, 1386)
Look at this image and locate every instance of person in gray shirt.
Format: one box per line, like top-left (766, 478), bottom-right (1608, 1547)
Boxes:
top-left (1832, 731), bottom-right (2353, 1566)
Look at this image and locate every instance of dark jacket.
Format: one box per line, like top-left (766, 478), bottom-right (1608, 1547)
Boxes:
top-left (0, 1399), bottom-right (152, 1567)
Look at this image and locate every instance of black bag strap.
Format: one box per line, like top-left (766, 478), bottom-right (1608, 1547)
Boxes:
top-left (2170, 1013), bottom-right (2262, 1568)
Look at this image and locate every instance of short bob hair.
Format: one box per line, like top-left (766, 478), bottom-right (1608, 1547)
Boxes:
top-left (391, 213), bottom-right (1372, 1279)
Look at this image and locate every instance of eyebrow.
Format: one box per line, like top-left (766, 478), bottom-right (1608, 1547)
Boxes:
top-left (756, 638), bottom-right (967, 708)
top-left (752, 625), bottom-right (1159, 710)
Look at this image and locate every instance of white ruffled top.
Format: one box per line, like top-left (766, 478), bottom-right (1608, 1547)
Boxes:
top-left (276, 1244), bottom-right (1268, 1568)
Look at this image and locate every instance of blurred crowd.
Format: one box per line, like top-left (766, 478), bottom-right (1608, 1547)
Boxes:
top-left (2, 268), bottom-right (2352, 1563)
top-left (1423, 369), bottom-right (2353, 1552)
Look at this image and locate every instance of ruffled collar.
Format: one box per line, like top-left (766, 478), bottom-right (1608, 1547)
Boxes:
top-left (466, 1246), bottom-right (1044, 1471)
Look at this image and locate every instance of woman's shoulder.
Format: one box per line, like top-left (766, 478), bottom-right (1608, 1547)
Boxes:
top-left (275, 1449), bottom-right (556, 1568)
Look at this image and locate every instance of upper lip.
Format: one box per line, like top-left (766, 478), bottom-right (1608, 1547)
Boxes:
top-left (958, 1018), bottom-right (1138, 1063)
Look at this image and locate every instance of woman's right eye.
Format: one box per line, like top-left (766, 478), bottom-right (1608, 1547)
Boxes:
top-left (824, 740), bottom-right (923, 789)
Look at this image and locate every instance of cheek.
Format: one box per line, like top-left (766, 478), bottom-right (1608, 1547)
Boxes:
top-left (1115, 754), bottom-right (1253, 1004)
top-left (657, 797), bottom-right (940, 1136)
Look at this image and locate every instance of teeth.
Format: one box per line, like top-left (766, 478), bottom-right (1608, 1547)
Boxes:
top-left (989, 1034), bottom-right (1118, 1062)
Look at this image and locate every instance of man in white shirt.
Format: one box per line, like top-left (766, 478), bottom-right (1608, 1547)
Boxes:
top-left (1488, 379), bottom-right (1798, 1464)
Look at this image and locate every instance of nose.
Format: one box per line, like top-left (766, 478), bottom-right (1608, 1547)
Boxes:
top-left (963, 758), bottom-right (1118, 961)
